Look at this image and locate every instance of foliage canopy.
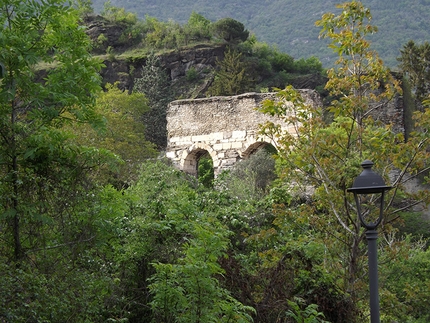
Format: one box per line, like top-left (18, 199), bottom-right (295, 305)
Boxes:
top-left (259, 1), bottom-right (430, 321)
top-left (1, 1), bottom-right (430, 322)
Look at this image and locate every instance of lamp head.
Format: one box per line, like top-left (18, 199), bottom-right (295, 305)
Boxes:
top-left (347, 160), bottom-right (392, 195)
top-left (347, 160), bottom-right (392, 230)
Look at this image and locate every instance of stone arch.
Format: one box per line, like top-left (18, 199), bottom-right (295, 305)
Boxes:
top-left (241, 141), bottom-right (277, 159)
top-left (181, 143), bottom-right (217, 177)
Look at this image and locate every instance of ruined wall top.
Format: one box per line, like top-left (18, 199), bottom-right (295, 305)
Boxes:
top-left (167, 90), bottom-right (322, 138)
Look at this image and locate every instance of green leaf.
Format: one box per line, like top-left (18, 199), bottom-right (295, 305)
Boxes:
top-left (1, 208), bottom-right (17, 220)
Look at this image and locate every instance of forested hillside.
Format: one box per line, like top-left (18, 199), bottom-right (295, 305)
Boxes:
top-left (91, 0), bottom-right (430, 67)
top-left (2, 0), bottom-right (430, 322)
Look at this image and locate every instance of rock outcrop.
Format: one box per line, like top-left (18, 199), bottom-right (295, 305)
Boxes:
top-left (98, 44), bottom-right (225, 93)
top-left (84, 15), bottom-right (128, 54)
top-left (83, 15), bottom-right (225, 93)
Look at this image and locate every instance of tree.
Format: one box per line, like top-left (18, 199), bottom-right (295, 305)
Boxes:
top-left (212, 164), bottom-right (354, 322)
top-left (379, 237), bottom-right (430, 322)
top-left (102, 0), bottom-right (137, 24)
top-left (68, 83), bottom-right (157, 187)
top-left (101, 1), bottom-right (145, 46)
top-left (223, 147), bottom-right (277, 198)
top-left (142, 16), bottom-right (183, 49)
top-left (0, 184), bottom-right (127, 322)
top-left (213, 18), bottom-right (249, 43)
top-left (0, 1), bottom-right (125, 321)
top-left (0, 0), bottom-right (109, 261)
top-left (207, 47), bottom-right (254, 96)
top-left (259, 1), bottom-right (430, 320)
top-left (185, 11), bottom-right (212, 42)
top-left (150, 217), bottom-right (255, 323)
top-left (133, 53), bottom-right (172, 148)
top-left (72, 0), bottom-right (94, 17)
top-left (110, 160), bottom-right (255, 322)
top-left (398, 40), bottom-right (430, 104)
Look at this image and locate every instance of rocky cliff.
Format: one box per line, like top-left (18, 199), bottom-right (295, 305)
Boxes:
top-left (98, 44), bottom-right (226, 94)
top-left (84, 15), bottom-right (226, 97)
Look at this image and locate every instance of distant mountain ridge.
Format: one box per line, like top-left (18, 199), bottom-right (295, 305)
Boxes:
top-left (90, 0), bottom-right (430, 67)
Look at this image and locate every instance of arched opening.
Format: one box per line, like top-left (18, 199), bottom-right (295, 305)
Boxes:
top-left (197, 151), bottom-right (214, 188)
top-left (242, 142), bottom-right (277, 159)
top-left (182, 147), bottom-right (215, 187)
top-left (230, 142), bottom-right (278, 193)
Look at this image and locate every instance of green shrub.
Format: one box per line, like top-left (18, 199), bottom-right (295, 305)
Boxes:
top-left (97, 33), bottom-right (108, 46)
top-left (212, 18), bottom-right (249, 43)
top-left (292, 56), bottom-right (323, 74)
top-left (286, 297), bottom-right (330, 323)
top-left (185, 11), bottom-right (212, 42)
top-left (186, 66), bottom-right (199, 81)
top-left (396, 211), bottom-right (430, 243)
top-left (102, 0), bottom-right (137, 24)
top-left (231, 147), bottom-right (276, 192)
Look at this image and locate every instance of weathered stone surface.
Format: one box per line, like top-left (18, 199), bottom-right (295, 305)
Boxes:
top-left (158, 44), bottom-right (225, 83)
top-left (84, 15), bottom-right (127, 53)
top-left (166, 91), bottom-right (322, 176)
top-left (97, 44), bottom-right (225, 92)
top-left (101, 60), bottom-right (130, 89)
top-left (167, 91), bottom-right (320, 138)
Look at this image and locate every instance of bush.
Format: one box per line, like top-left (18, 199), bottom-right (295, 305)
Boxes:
top-left (292, 56), bottom-right (323, 74)
top-left (217, 147), bottom-right (277, 200)
top-left (102, 0), bottom-right (137, 24)
top-left (186, 66), bottom-right (199, 81)
top-left (212, 18), bottom-right (249, 43)
top-left (232, 147), bottom-right (276, 191)
top-left (185, 11), bottom-right (212, 42)
top-left (198, 153), bottom-right (214, 188)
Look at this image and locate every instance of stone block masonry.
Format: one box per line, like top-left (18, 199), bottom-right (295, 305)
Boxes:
top-left (166, 91), bottom-right (322, 176)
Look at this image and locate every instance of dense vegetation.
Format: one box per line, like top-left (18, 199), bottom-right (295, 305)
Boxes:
top-left (1, 1), bottom-right (430, 323)
top-left (90, 0), bottom-right (430, 67)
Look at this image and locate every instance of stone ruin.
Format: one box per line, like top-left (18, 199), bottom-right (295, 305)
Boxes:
top-left (166, 90), bottom-right (322, 176)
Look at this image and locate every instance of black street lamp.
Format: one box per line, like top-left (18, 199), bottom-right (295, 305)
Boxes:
top-left (347, 160), bottom-right (392, 323)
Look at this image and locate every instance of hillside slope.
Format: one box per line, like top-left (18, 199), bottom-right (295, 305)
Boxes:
top-left (91, 0), bottom-right (430, 67)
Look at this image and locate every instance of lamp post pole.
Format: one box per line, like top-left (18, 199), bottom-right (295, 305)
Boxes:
top-left (347, 160), bottom-right (392, 323)
top-left (366, 229), bottom-right (380, 323)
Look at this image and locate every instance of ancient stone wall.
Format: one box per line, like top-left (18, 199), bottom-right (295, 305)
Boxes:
top-left (166, 90), bottom-right (322, 176)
